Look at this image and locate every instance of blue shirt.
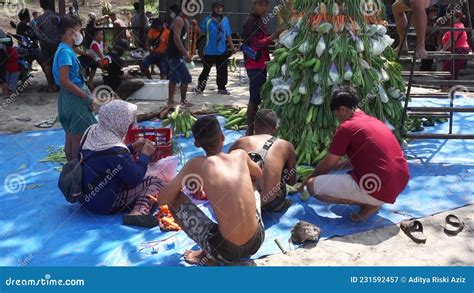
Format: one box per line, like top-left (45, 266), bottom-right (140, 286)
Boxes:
top-left (199, 16), bottom-right (232, 56)
top-left (81, 145), bottom-right (151, 214)
top-left (52, 42), bottom-right (83, 87)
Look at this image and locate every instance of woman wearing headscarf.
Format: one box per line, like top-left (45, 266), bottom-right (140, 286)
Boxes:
top-left (80, 100), bottom-right (165, 227)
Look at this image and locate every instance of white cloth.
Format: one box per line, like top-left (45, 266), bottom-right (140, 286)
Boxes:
top-left (82, 100), bottom-right (137, 152)
top-left (312, 174), bottom-right (384, 206)
top-left (88, 40), bottom-right (104, 62)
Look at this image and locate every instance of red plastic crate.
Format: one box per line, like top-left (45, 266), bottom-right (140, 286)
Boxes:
top-left (125, 127), bottom-right (173, 161)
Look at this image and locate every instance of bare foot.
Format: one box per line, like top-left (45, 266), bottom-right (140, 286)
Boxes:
top-left (167, 100), bottom-right (178, 106)
top-left (183, 250), bottom-right (218, 266)
top-left (396, 41), bottom-right (409, 54)
top-left (180, 100), bottom-right (194, 108)
top-left (415, 47), bottom-right (428, 59)
top-left (349, 205), bottom-right (381, 222)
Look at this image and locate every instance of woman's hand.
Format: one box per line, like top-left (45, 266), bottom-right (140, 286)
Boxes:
top-left (141, 141), bottom-right (156, 157)
top-left (132, 139), bottom-right (146, 152)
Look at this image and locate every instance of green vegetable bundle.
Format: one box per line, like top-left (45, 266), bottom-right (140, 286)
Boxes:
top-left (214, 105), bottom-right (248, 131)
top-left (261, 0), bottom-right (407, 165)
top-left (163, 106), bottom-right (197, 138)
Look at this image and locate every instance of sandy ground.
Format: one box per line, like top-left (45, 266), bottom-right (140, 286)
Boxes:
top-left (253, 205), bottom-right (473, 266)
top-left (0, 60), bottom-right (250, 133)
top-left (0, 60), bottom-right (450, 133)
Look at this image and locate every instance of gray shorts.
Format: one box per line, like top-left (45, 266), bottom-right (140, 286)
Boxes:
top-left (175, 192), bottom-right (264, 263)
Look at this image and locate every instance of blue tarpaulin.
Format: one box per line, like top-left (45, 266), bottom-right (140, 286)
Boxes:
top-left (0, 97), bottom-right (473, 266)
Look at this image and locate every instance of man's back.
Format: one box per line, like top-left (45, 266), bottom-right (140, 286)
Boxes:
top-left (231, 135), bottom-right (294, 199)
top-left (187, 150), bottom-right (257, 245)
top-left (329, 110), bottom-right (409, 203)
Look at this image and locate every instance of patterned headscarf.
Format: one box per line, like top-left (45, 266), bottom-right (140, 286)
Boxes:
top-left (82, 100), bottom-right (137, 152)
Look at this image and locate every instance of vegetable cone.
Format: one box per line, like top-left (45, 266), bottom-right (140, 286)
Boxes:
top-left (261, 0), bottom-right (406, 165)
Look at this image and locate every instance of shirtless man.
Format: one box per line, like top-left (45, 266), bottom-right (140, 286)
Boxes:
top-left (157, 115), bottom-right (265, 265)
top-left (392, 0), bottom-right (443, 59)
top-left (229, 109), bottom-right (297, 212)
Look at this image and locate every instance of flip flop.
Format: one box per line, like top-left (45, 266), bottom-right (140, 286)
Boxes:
top-left (444, 214), bottom-right (464, 236)
top-left (122, 213), bottom-right (159, 228)
top-left (400, 219), bottom-right (427, 244)
top-left (35, 117), bottom-right (57, 128)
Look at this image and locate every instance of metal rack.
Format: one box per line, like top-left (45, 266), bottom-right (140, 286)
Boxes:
top-left (398, 0), bottom-right (474, 139)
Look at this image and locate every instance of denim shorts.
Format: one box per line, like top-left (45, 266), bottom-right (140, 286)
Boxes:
top-left (141, 53), bottom-right (168, 76)
top-left (167, 57), bottom-right (192, 85)
top-left (247, 68), bottom-right (267, 104)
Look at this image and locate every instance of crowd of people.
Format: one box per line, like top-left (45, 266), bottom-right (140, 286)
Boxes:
top-left (77, 86), bottom-right (409, 265)
top-left (0, 0), bottom-right (470, 265)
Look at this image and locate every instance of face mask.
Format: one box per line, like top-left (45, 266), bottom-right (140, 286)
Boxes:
top-left (170, 12), bottom-right (176, 19)
top-left (73, 31), bottom-right (83, 46)
top-left (429, 15), bottom-right (438, 21)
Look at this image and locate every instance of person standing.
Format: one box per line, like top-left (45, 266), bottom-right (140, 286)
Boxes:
top-left (35, 0), bottom-right (60, 92)
top-left (5, 41), bottom-right (20, 95)
top-left (16, 8), bottom-right (43, 72)
top-left (131, 2), bottom-right (150, 48)
top-left (242, 0), bottom-right (281, 135)
top-left (392, 0), bottom-right (441, 59)
top-left (440, 6), bottom-right (471, 82)
top-left (53, 15), bottom-right (97, 162)
top-left (419, 6), bottom-right (439, 71)
top-left (166, 4), bottom-right (193, 106)
top-left (30, 11), bottom-right (39, 28)
top-left (140, 18), bottom-right (169, 80)
top-left (194, 1), bottom-right (236, 95)
top-left (109, 12), bottom-right (131, 43)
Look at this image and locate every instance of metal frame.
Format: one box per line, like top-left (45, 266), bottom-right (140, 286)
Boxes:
top-left (399, 0), bottom-right (474, 140)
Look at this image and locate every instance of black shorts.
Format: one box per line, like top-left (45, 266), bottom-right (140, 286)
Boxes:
top-left (0, 49), bottom-right (6, 83)
top-left (78, 55), bottom-right (98, 70)
top-left (175, 194), bottom-right (264, 263)
top-left (247, 68), bottom-right (267, 104)
top-left (40, 42), bottom-right (58, 66)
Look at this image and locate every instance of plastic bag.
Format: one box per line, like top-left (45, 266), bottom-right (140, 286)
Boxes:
top-left (145, 155), bottom-right (179, 183)
top-left (316, 36), bottom-right (326, 57)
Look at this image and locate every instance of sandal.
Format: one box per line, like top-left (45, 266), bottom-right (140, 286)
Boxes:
top-left (444, 214), bottom-right (464, 236)
top-left (35, 117), bottom-right (57, 128)
top-left (400, 219), bottom-right (427, 244)
top-left (122, 213), bottom-right (159, 228)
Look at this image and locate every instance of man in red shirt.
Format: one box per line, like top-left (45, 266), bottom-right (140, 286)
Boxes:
top-left (304, 87), bottom-right (410, 222)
